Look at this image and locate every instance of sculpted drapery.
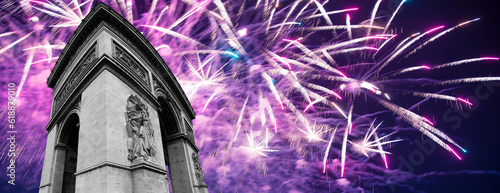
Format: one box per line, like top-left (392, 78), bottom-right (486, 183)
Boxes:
top-left (126, 95), bottom-right (157, 162)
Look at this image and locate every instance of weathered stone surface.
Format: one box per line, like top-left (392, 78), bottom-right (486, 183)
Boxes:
top-left (52, 147), bottom-right (66, 193)
top-left (131, 161), bottom-right (169, 193)
top-left (39, 125), bottom-right (56, 193)
top-left (75, 164), bottom-right (132, 193)
top-left (40, 2), bottom-right (207, 193)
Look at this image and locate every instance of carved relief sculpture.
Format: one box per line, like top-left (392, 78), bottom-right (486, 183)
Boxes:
top-left (126, 95), bottom-right (157, 162)
top-left (53, 46), bottom-right (96, 114)
top-left (114, 44), bottom-right (150, 86)
top-left (192, 153), bottom-right (207, 186)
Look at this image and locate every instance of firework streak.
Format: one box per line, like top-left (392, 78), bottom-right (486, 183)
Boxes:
top-left (0, 0), bottom-right (498, 192)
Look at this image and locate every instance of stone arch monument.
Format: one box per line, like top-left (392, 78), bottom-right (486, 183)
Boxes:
top-left (39, 2), bottom-right (208, 193)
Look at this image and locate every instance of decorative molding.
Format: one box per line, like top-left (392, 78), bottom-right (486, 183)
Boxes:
top-left (53, 45), bottom-right (96, 115)
top-left (55, 143), bottom-right (67, 150)
top-left (153, 76), bottom-right (161, 92)
top-left (47, 3), bottom-right (195, 119)
top-left (75, 161), bottom-right (129, 176)
top-left (48, 19), bottom-right (102, 88)
top-left (113, 43), bottom-right (150, 88)
top-left (39, 183), bottom-right (52, 189)
top-left (129, 161), bottom-right (168, 174)
top-left (192, 153), bottom-right (207, 187)
top-left (74, 99), bottom-right (81, 111)
top-left (74, 161), bottom-right (167, 176)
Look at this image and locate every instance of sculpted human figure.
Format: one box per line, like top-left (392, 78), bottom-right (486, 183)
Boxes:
top-left (192, 153), bottom-right (207, 186)
top-left (126, 95), bottom-right (155, 162)
top-left (142, 119), bottom-right (156, 157)
top-left (128, 119), bottom-right (147, 160)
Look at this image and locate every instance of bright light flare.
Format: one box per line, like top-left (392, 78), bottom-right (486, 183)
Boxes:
top-left (237, 28), bottom-right (248, 37)
top-left (241, 131), bottom-right (278, 158)
top-left (28, 16), bottom-right (39, 22)
top-left (297, 123), bottom-right (327, 142)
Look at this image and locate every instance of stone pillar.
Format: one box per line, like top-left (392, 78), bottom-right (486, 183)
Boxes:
top-left (130, 161), bottom-right (169, 193)
top-left (166, 139), bottom-right (207, 193)
top-left (51, 144), bottom-right (67, 193)
top-left (39, 125), bottom-right (57, 193)
top-left (167, 139), bottom-right (193, 193)
top-left (159, 98), bottom-right (208, 193)
top-left (74, 70), bottom-right (168, 193)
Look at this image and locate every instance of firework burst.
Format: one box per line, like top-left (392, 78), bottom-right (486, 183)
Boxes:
top-left (1, 0), bottom-right (499, 192)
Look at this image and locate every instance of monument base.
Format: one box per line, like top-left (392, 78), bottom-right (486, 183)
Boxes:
top-left (131, 159), bottom-right (169, 193)
top-left (72, 161), bottom-right (169, 193)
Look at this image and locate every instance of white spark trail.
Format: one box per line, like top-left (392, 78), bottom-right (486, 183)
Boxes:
top-left (438, 77), bottom-right (500, 85)
top-left (312, 0), bottom-right (333, 26)
top-left (323, 127), bottom-right (337, 173)
top-left (346, 14), bottom-right (352, 40)
top-left (141, 25), bottom-right (205, 46)
top-left (405, 18), bottom-right (480, 58)
top-left (307, 25), bottom-right (384, 31)
top-left (379, 101), bottom-right (465, 157)
top-left (306, 8), bottom-right (359, 19)
top-left (382, 0), bottom-right (405, 34)
top-left (234, 96), bottom-right (249, 142)
top-left (340, 103), bottom-right (353, 177)
top-left (432, 57), bottom-right (499, 69)
top-left (366, 0), bottom-right (382, 37)
top-left (16, 51), bottom-right (34, 100)
top-left (315, 36), bottom-right (387, 53)
top-left (377, 26), bottom-right (445, 72)
top-left (0, 32), bottom-right (33, 54)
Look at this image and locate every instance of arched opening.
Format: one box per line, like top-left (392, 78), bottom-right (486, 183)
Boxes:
top-left (158, 97), bottom-right (180, 136)
top-left (158, 96), bottom-right (179, 192)
top-left (58, 113), bottom-right (80, 193)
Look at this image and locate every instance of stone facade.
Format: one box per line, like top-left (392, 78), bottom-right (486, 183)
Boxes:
top-left (39, 2), bottom-right (207, 193)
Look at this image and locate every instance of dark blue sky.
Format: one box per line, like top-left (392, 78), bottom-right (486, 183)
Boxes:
top-left (378, 0), bottom-right (500, 192)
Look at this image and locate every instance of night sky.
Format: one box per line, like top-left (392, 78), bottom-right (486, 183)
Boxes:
top-left (1, 0), bottom-right (500, 192)
top-left (373, 0), bottom-right (500, 192)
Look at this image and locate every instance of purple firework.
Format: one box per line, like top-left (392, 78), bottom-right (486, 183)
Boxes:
top-left (0, 0), bottom-right (499, 192)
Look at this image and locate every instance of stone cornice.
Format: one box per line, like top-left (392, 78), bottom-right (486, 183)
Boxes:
top-left (74, 161), bottom-right (167, 176)
top-left (47, 2), bottom-right (195, 119)
top-left (162, 135), bottom-right (200, 152)
top-left (39, 183), bottom-right (51, 189)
